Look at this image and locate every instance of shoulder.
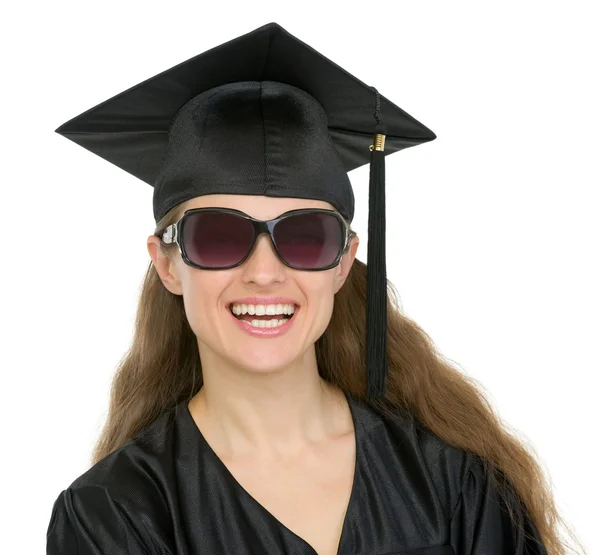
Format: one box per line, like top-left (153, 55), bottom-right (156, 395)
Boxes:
top-left (413, 419), bottom-right (479, 512)
top-left (370, 401), bottom-right (545, 546)
top-left (48, 404), bottom-right (200, 553)
top-left (412, 414), bottom-right (475, 480)
top-left (64, 405), bottom-right (180, 521)
top-left (355, 396), bottom-right (475, 514)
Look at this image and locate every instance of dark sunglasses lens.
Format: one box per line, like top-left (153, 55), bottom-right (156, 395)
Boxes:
top-left (274, 212), bottom-right (344, 269)
top-left (181, 212), bottom-right (254, 268)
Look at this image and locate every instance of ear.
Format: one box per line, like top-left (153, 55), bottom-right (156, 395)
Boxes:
top-left (334, 235), bottom-right (359, 294)
top-left (147, 235), bottom-right (184, 296)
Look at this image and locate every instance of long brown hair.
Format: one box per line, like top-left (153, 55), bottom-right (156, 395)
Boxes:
top-left (91, 201), bottom-right (584, 555)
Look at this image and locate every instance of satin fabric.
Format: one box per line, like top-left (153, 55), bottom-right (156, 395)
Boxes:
top-left (46, 391), bottom-right (547, 554)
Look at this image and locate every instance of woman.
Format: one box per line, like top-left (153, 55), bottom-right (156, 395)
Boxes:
top-left (46, 22), bottom-right (579, 555)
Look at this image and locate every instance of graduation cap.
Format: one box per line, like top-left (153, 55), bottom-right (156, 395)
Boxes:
top-left (55, 22), bottom-right (436, 400)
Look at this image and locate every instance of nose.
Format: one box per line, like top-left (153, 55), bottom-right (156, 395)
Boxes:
top-left (240, 233), bottom-right (286, 286)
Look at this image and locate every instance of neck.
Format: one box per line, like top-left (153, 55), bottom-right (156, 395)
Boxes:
top-left (188, 351), bottom-right (348, 460)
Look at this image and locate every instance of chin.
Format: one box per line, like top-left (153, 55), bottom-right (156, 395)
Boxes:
top-left (229, 346), bottom-right (301, 374)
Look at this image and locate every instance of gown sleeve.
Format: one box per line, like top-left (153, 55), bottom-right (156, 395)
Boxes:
top-left (449, 455), bottom-right (548, 554)
top-left (46, 486), bottom-right (152, 555)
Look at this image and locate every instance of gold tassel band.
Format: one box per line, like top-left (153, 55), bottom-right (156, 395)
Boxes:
top-left (369, 133), bottom-right (386, 152)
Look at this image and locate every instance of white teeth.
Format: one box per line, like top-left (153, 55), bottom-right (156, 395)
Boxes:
top-left (247, 319), bottom-right (288, 328)
top-left (230, 303), bottom-right (296, 316)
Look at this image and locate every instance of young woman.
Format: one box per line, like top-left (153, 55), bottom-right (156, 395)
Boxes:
top-left (46, 22), bottom-right (579, 555)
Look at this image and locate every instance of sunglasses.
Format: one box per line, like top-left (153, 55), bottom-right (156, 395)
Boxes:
top-left (159, 207), bottom-right (353, 271)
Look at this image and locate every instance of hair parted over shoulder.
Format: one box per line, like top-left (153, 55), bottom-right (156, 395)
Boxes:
top-left (90, 201), bottom-right (584, 555)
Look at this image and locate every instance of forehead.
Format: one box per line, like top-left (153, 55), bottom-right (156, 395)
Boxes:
top-left (180, 194), bottom-right (336, 220)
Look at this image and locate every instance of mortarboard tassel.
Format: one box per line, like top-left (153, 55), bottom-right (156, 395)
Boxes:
top-left (366, 88), bottom-right (388, 400)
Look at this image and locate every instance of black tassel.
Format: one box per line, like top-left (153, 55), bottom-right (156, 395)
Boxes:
top-left (366, 87), bottom-right (388, 401)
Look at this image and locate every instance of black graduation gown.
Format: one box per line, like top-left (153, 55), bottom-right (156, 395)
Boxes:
top-left (46, 391), bottom-right (548, 554)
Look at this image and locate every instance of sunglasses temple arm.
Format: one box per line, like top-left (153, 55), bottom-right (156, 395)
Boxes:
top-left (161, 224), bottom-right (178, 244)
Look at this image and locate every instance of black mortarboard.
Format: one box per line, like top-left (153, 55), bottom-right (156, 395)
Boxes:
top-left (55, 22), bottom-right (436, 400)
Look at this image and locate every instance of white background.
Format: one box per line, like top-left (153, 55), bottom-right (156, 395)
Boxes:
top-left (1, 1), bottom-right (597, 553)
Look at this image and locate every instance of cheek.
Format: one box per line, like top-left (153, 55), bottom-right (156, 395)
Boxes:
top-left (180, 272), bottom-right (229, 333)
top-left (301, 274), bottom-right (337, 331)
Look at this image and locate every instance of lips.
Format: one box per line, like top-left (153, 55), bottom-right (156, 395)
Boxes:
top-left (227, 303), bottom-right (299, 337)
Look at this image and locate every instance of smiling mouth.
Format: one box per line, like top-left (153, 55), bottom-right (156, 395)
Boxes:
top-left (228, 303), bottom-right (298, 326)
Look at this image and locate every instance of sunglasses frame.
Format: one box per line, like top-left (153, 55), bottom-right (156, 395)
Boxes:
top-left (158, 207), bottom-right (354, 271)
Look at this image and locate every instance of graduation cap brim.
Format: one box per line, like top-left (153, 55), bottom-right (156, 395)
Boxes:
top-left (55, 22), bottom-right (436, 188)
